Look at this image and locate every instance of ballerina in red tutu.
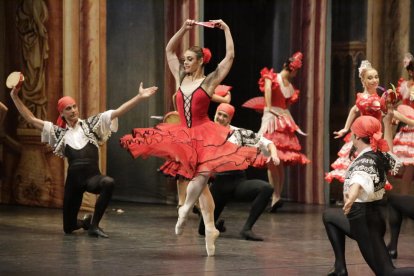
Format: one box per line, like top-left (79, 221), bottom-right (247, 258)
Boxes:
top-left (326, 60), bottom-right (389, 185)
top-left (120, 19), bottom-right (257, 256)
top-left (244, 52), bottom-right (309, 212)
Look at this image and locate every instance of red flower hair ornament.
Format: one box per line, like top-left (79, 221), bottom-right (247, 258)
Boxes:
top-left (202, 48), bottom-right (212, 64)
top-left (289, 52), bottom-right (303, 71)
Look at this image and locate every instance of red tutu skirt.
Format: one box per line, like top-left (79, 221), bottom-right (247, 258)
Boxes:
top-left (325, 133), bottom-right (353, 183)
top-left (393, 125), bottom-right (414, 166)
top-left (120, 121), bottom-right (258, 179)
top-left (257, 109), bottom-right (309, 167)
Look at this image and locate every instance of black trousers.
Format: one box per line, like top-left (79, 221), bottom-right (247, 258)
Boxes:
top-left (388, 194), bottom-right (414, 253)
top-left (63, 163), bottom-right (114, 233)
top-left (199, 170), bottom-right (273, 234)
top-left (323, 201), bottom-right (414, 275)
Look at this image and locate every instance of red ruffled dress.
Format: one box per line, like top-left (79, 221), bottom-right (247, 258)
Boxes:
top-left (254, 67), bottom-right (309, 166)
top-left (393, 78), bottom-right (414, 166)
top-left (120, 85), bottom-right (258, 179)
top-left (325, 92), bottom-right (382, 183)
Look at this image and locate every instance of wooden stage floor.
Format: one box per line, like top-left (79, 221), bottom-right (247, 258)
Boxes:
top-left (1, 201), bottom-right (413, 275)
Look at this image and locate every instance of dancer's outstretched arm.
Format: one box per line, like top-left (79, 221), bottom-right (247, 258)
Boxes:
top-left (111, 82), bottom-right (158, 120)
top-left (334, 105), bottom-right (359, 138)
top-left (204, 20), bottom-right (234, 95)
top-left (10, 86), bottom-right (44, 130)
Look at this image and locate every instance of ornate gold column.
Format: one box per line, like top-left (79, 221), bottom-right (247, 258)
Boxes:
top-left (12, 0), bottom-right (64, 207)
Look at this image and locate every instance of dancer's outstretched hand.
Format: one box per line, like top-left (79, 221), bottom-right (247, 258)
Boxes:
top-left (138, 82), bottom-right (158, 99)
top-left (267, 154), bottom-right (280, 166)
top-left (183, 19), bottom-right (195, 30)
top-left (343, 193), bottom-right (353, 215)
top-left (333, 128), bottom-right (348, 139)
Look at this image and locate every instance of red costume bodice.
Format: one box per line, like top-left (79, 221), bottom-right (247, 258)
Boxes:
top-left (258, 68), bottom-right (299, 110)
top-left (176, 87), bottom-right (211, 128)
top-left (355, 92), bottom-right (382, 121)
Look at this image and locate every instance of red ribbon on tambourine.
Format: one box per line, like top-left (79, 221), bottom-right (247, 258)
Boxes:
top-left (194, 21), bottom-right (216, 28)
top-left (6, 72), bottom-right (24, 90)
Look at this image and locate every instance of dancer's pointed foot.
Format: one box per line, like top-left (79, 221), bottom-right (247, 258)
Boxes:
top-left (175, 207), bottom-right (187, 235)
top-left (205, 229), bottom-right (220, 257)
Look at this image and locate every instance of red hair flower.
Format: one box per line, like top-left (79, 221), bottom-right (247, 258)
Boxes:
top-left (289, 52), bottom-right (303, 71)
top-left (202, 48), bottom-right (212, 64)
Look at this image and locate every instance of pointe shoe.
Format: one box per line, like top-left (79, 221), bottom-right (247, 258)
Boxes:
top-left (205, 229), bottom-right (220, 257)
top-left (175, 207), bottom-right (187, 235)
top-left (88, 226), bottom-right (109, 238)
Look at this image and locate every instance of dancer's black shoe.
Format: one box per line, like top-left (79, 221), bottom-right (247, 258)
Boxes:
top-left (269, 199), bottom-right (284, 213)
top-left (327, 267), bottom-right (348, 276)
top-left (240, 230), bottom-right (264, 241)
top-left (88, 226), bottom-right (109, 238)
top-left (82, 214), bottom-right (92, 230)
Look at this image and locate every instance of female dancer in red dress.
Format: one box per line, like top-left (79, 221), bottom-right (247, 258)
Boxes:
top-left (325, 60), bottom-right (384, 184)
top-left (392, 53), bottom-right (414, 195)
top-left (386, 53), bottom-right (414, 259)
top-left (121, 19), bottom-right (257, 256)
top-left (244, 53), bottom-right (309, 211)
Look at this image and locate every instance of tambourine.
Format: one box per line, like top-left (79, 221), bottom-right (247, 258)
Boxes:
top-left (163, 111), bottom-right (180, 124)
top-left (6, 71), bottom-right (24, 89)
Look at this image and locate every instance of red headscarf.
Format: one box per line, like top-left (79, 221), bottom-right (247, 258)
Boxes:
top-left (217, 103), bottom-right (235, 120)
top-left (351, 116), bottom-right (389, 152)
top-left (56, 96), bottom-right (76, 128)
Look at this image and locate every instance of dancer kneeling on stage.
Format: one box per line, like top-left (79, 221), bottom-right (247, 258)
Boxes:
top-left (9, 81), bottom-right (157, 238)
top-left (323, 115), bottom-right (414, 275)
top-left (198, 103), bottom-right (279, 241)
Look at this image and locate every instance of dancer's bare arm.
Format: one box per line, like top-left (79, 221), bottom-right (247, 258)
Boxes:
top-left (10, 86), bottom-right (44, 130)
top-left (111, 82), bottom-right (158, 120)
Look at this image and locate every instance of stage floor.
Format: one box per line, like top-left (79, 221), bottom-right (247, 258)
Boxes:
top-left (0, 201), bottom-right (413, 275)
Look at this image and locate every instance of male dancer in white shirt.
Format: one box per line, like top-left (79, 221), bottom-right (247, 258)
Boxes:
top-left (10, 81), bottom-right (157, 238)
